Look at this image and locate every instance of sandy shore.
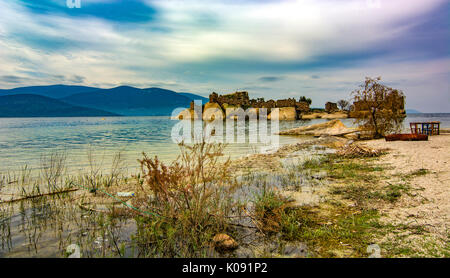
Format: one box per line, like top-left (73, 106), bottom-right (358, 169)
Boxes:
top-left (365, 135), bottom-right (450, 252)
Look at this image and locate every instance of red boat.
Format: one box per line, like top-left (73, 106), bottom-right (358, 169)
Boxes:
top-left (385, 134), bottom-right (428, 141)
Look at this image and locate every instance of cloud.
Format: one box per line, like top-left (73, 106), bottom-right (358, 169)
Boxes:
top-left (258, 76), bottom-right (283, 82)
top-left (69, 75), bottom-right (86, 83)
top-left (0, 75), bottom-right (30, 84)
top-left (0, 0), bottom-right (448, 111)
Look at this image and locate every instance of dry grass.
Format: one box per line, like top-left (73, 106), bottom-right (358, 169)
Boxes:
top-left (131, 141), bottom-right (241, 257)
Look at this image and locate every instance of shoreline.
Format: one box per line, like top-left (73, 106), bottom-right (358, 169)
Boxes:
top-left (229, 133), bottom-right (449, 257)
top-left (0, 132), bottom-right (448, 257)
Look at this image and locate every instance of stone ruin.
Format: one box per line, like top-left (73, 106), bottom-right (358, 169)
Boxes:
top-left (349, 94), bottom-right (406, 118)
top-left (295, 102), bottom-right (310, 112)
top-left (325, 102), bottom-right (339, 113)
top-left (209, 92), bottom-right (310, 114)
top-left (209, 91), bottom-right (250, 108)
top-left (351, 96), bottom-right (405, 112)
top-left (179, 91), bottom-right (356, 121)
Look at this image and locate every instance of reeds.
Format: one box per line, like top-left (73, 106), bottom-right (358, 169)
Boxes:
top-left (40, 152), bottom-right (67, 192)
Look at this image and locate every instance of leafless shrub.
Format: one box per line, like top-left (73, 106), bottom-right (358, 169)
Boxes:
top-left (351, 77), bottom-right (405, 138)
top-left (134, 141), bottom-right (239, 256)
top-left (337, 99), bottom-right (350, 111)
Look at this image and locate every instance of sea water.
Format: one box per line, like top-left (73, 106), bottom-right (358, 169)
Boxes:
top-left (0, 114), bottom-right (448, 174)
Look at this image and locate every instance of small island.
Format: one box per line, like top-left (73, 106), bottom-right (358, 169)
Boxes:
top-left (174, 90), bottom-right (406, 121)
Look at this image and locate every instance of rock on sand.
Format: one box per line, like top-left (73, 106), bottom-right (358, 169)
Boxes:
top-left (278, 119), bottom-right (358, 137)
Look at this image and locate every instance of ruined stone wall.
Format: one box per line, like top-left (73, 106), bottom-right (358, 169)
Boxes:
top-left (325, 102), bottom-right (339, 113)
top-left (250, 98), bottom-right (269, 108)
top-left (276, 98), bottom-right (297, 107)
top-left (351, 101), bottom-right (368, 112)
top-left (210, 91), bottom-right (250, 107)
top-left (350, 93), bottom-right (406, 119)
top-left (209, 92), bottom-right (219, 103)
top-left (249, 99), bottom-right (276, 109)
top-left (351, 95), bottom-right (405, 112)
top-left (296, 101), bottom-right (310, 112)
top-left (208, 92), bottom-right (310, 113)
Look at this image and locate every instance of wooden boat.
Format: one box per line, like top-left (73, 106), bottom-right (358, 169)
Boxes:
top-left (385, 134), bottom-right (428, 141)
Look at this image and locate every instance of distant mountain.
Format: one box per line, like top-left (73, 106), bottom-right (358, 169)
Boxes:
top-left (0, 85), bottom-right (208, 116)
top-left (61, 86), bottom-right (196, 116)
top-left (178, 92), bottom-right (208, 103)
top-left (0, 85), bottom-right (97, 98)
top-left (406, 109), bottom-right (422, 114)
top-left (0, 94), bottom-right (119, 117)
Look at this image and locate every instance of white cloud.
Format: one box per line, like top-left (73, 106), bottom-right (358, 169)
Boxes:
top-left (0, 0), bottom-right (448, 111)
top-left (144, 0), bottom-right (446, 62)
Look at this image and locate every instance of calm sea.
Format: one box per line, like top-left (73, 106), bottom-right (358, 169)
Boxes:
top-left (0, 114), bottom-right (448, 174)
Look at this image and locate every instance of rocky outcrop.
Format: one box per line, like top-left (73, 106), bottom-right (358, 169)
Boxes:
top-left (268, 107), bottom-right (297, 120)
top-left (301, 111), bottom-right (348, 119)
top-left (203, 102), bottom-right (224, 121)
top-left (278, 119), bottom-right (358, 137)
top-left (321, 112), bottom-right (348, 119)
top-left (213, 234), bottom-right (238, 251)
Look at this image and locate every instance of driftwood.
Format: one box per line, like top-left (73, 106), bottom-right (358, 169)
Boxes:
top-left (0, 188), bottom-right (78, 204)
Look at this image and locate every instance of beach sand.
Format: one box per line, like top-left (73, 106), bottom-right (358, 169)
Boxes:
top-left (365, 135), bottom-right (450, 252)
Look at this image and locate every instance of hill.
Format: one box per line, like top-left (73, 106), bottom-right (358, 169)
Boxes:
top-left (0, 85), bottom-right (208, 116)
top-left (0, 85), bottom-right (97, 98)
top-left (0, 94), bottom-right (119, 117)
top-left (61, 86), bottom-right (196, 116)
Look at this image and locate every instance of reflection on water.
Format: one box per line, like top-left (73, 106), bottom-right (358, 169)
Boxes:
top-left (0, 115), bottom-right (448, 173)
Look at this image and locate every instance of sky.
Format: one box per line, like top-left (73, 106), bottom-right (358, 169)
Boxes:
top-left (0, 0), bottom-right (448, 112)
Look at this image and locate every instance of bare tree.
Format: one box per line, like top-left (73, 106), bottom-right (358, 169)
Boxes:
top-left (351, 77), bottom-right (405, 138)
top-left (337, 99), bottom-right (350, 111)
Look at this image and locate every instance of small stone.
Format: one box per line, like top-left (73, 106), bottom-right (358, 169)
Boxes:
top-left (213, 234), bottom-right (238, 251)
top-left (282, 243), bottom-right (308, 258)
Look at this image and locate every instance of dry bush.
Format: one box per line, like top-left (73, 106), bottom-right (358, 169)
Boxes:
top-left (134, 141), bottom-right (239, 257)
